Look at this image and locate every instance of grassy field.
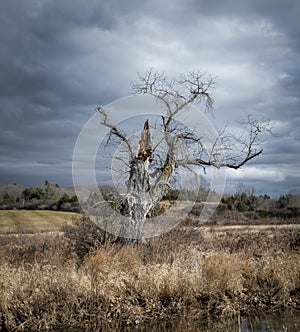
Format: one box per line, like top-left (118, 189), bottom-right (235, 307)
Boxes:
top-left (0, 210), bottom-right (79, 233)
top-left (0, 216), bottom-right (299, 331)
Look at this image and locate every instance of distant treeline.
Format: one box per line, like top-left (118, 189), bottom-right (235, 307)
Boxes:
top-left (163, 187), bottom-right (300, 221)
top-left (0, 181), bottom-right (80, 212)
top-left (0, 181), bottom-right (299, 220)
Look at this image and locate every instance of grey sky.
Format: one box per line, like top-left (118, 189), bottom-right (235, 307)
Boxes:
top-left (0, 0), bottom-right (299, 196)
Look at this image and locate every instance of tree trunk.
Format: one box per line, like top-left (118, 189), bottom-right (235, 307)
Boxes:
top-left (119, 120), bottom-right (154, 245)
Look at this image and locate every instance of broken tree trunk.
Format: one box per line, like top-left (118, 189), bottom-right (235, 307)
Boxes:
top-left (119, 120), bottom-right (154, 244)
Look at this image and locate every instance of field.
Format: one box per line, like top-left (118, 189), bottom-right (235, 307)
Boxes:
top-left (0, 214), bottom-right (299, 331)
top-left (0, 210), bottom-right (78, 233)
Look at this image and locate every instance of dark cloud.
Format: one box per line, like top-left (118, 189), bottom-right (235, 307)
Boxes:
top-left (0, 0), bottom-right (299, 196)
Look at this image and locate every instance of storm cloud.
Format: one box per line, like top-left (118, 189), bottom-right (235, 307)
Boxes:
top-left (0, 0), bottom-right (299, 196)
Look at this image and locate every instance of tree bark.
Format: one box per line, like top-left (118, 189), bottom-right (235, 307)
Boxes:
top-left (119, 120), bottom-right (154, 244)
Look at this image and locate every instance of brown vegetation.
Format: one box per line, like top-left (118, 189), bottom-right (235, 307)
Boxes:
top-left (0, 217), bottom-right (299, 331)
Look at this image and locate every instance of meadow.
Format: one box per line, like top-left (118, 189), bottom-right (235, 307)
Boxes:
top-left (0, 210), bottom-right (77, 233)
top-left (0, 215), bottom-right (299, 331)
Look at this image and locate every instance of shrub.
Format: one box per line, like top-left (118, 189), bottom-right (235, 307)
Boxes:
top-left (22, 186), bottom-right (46, 201)
top-left (60, 193), bottom-right (70, 203)
top-left (69, 195), bottom-right (79, 203)
top-left (63, 216), bottom-right (116, 261)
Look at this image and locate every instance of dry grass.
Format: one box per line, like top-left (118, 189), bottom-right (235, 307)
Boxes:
top-left (0, 221), bottom-right (300, 331)
top-left (0, 210), bottom-right (78, 233)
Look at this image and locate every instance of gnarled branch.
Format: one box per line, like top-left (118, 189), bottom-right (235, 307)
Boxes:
top-left (97, 106), bottom-right (134, 159)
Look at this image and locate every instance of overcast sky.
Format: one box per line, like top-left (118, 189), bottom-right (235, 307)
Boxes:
top-left (0, 0), bottom-right (299, 197)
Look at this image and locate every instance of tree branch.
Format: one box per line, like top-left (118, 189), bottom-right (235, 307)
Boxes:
top-left (131, 69), bottom-right (215, 115)
top-left (97, 106), bottom-right (134, 158)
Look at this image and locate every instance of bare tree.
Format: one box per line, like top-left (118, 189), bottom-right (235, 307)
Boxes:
top-left (97, 69), bottom-right (272, 244)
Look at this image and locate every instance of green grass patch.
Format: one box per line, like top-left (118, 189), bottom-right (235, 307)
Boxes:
top-left (0, 210), bottom-right (79, 233)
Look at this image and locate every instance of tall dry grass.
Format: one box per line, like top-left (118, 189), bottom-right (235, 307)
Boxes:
top-left (0, 222), bottom-right (299, 331)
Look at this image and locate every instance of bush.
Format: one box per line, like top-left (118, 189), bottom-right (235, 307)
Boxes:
top-left (69, 195), bottom-right (79, 203)
top-left (1, 193), bottom-right (16, 205)
top-left (63, 216), bottom-right (116, 261)
top-left (23, 186), bottom-right (46, 201)
top-left (60, 193), bottom-right (70, 203)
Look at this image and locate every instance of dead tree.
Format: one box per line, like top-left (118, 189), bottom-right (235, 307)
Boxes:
top-left (118, 120), bottom-right (154, 244)
top-left (97, 69), bottom-right (272, 244)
